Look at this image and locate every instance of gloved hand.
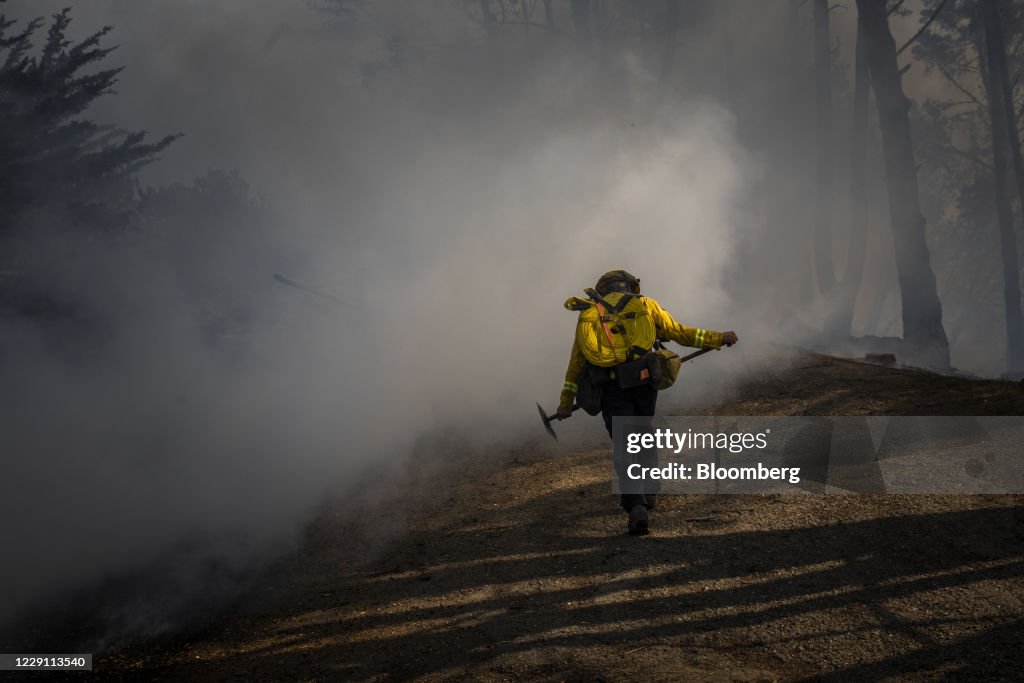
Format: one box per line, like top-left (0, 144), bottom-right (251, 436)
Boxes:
top-left (556, 405), bottom-right (574, 420)
top-left (722, 331), bottom-right (738, 347)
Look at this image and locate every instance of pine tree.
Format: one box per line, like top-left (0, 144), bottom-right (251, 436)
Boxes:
top-left (0, 8), bottom-right (178, 236)
top-left (912, 0), bottom-right (1024, 373)
top-left (856, 0), bottom-right (951, 367)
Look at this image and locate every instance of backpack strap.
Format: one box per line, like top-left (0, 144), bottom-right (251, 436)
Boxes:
top-left (611, 293), bottom-right (636, 314)
top-left (584, 288), bottom-right (613, 310)
top-left (585, 288), bottom-right (637, 315)
top-left (586, 289), bottom-right (649, 362)
top-left (594, 302), bottom-right (618, 355)
top-left (627, 345), bottom-right (649, 361)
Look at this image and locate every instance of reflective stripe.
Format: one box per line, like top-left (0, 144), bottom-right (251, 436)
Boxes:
top-left (694, 329), bottom-right (705, 347)
top-left (563, 381), bottom-right (578, 393)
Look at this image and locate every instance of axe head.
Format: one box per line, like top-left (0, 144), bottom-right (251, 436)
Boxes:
top-left (536, 402), bottom-right (558, 440)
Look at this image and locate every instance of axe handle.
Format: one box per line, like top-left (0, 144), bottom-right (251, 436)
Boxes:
top-left (547, 405), bottom-right (581, 421)
top-left (678, 346), bottom-right (717, 363)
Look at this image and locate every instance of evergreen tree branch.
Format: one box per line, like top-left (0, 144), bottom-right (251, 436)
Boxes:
top-left (896, 0), bottom-right (949, 57)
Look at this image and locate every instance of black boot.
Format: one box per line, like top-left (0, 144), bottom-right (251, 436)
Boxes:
top-left (628, 504), bottom-right (649, 535)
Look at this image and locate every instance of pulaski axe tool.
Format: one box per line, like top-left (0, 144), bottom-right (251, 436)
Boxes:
top-left (536, 403), bottom-right (580, 441)
top-left (536, 346), bottom-right (719, 440)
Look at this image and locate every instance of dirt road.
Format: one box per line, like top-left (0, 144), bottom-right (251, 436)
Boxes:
top-left (98, 354), bottom-right (1024, 681)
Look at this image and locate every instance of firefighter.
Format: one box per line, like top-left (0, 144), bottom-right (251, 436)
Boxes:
top-left (555, 270), bottom-right (737, 535)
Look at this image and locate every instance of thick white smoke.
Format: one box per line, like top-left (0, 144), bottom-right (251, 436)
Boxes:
top-left (0, 0), bottom-right (827, 649)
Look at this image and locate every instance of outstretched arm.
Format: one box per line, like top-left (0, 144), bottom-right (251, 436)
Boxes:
top-left (646, 299), bottom-right (738, 349)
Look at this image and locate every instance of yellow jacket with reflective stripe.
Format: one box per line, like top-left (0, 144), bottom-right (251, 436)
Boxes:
top-left (559, 297), bottom-right (724, 409)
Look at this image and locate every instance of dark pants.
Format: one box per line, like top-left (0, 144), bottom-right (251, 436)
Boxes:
top-left (601, 382), bottom-right (660, 511)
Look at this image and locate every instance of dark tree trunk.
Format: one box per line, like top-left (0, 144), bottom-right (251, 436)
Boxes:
top-left (813, 0), bottom-right (836, 293)
top-left (828, 13), bottom-right (870, 335)
top-left (987, 0), bottom-right (1024, 255)
top-left (659, 0), bottom-right (680, 89)
top-left (542, 0), bottom-right (555, 28)
top-left (717, 0), bottom-right (738, 110)
top-left (856, 0), bottom-right (950, 367)
top-left (479, 0), bottom-right (497, 36)
top-left (593, 0), bottom-right (607, 42)
top-left (571, 0), bottom-right (591, 48)
top-left (980, 0), bottom-right (1024, 371)
top-left (789, 0), bottom-right (815, 306)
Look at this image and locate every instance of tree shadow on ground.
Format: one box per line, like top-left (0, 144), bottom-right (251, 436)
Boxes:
top-left (108, 477), bottom-right (1024, 681)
